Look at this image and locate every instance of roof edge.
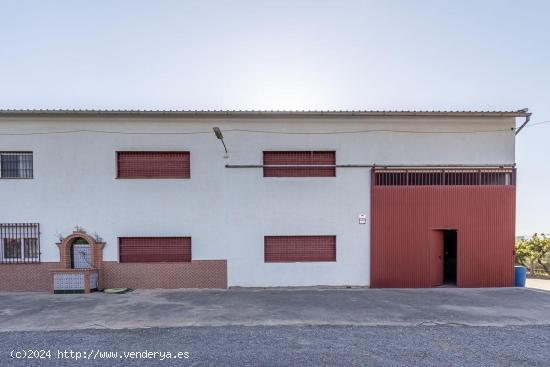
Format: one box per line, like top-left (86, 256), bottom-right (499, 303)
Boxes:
top-left (0, 109), bottom-right (529, 118)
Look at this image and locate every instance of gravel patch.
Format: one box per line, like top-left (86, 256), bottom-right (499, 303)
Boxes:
top-left (1, 325), bottom-right (550, 366)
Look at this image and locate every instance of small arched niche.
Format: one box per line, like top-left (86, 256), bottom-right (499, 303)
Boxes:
top-left (70, 237), bottom-right (92, 269)
top-left (57, 230), bottom-right (105, 269)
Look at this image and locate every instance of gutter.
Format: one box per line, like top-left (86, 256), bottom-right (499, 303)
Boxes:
top-left (515, 110), bottom-right (532, 135)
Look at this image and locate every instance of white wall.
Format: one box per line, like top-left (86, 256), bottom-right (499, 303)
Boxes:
top-left (0, 115), bottom-right (515, 286)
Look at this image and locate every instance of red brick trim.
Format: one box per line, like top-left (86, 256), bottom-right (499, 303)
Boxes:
top-left (103, 260), bottom-right (227, 289)
top-left (0, 263), bottom-right (59, 292)
top-left (0, 260), bottom-right (227, 291)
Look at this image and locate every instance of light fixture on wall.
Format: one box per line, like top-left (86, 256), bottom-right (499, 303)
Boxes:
top-left (213, 127), bottom-right (229, 158)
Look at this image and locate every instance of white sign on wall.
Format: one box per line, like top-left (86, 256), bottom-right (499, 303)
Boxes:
top-left (358, 214), bottom-right (367, 224)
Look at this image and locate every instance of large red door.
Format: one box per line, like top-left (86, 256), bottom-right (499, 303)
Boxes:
top-left (430, 231), bottom-right (444, 286)
top-left (370, 168), bottom-right (516, 288)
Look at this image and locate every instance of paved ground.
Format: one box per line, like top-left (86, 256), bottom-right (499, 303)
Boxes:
top-left (1, 284), bottom-right (550, 365)
top-left (1, 325), bottom-right (550, 366)
top-left (1, 286), bottom-right (550, 332)
top-left (527, 277), bottom-right (550, 291)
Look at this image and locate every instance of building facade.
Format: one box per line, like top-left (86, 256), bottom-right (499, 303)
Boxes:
top-left (0, 110), bottom-right (527, 292)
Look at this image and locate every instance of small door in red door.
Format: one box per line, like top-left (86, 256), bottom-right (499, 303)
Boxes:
top-left (430, 230), bottom-right (444, 286)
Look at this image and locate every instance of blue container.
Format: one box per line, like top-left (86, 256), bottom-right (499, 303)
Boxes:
top-left (514, 266), bottom-right (527, 287)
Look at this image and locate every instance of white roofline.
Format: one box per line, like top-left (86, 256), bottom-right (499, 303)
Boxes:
top-left (0, 109), bottom-right (530, 118)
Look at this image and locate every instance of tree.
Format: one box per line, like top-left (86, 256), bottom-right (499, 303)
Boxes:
top-left (515, 239), bottom-right (531, 267)
top-left (515, 233), bottom-right (550, 274)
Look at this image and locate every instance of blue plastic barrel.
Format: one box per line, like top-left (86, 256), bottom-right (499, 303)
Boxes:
top-left (514, 266), bottom-right (527, 287)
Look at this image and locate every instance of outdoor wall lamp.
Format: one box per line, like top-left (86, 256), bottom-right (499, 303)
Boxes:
top-left (213, 127), bottom-right (229, 158)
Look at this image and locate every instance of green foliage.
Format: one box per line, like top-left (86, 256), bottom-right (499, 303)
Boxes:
top-left (515, 233), bottom-right (550, 274)
top-left (515, 239), bottom-right (531, 266)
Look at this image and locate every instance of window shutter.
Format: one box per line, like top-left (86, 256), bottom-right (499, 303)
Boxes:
top-left (264, 236), bottom-right (336, 262)
top-left (263, 151), bottom-right (335, 177)
top-left (119, 237), bottom-right (192, 263)
top-left (117, 152), bottom-right (190, 178)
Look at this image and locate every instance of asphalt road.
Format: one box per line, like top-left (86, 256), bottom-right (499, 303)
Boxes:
top-left (3, 287), bottom-right (550, 332)
top-left (2, 325), bottom-right (550, 366)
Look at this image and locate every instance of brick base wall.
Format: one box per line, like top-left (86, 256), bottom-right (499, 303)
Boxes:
top-left (0, 263), bottom-right (60, 292)
top-left (103, 260), bottom-right (227, 289)
top-left (0, 260), bottom-right (227, 291)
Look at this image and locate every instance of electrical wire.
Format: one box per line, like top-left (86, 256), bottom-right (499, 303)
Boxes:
top-left (526, 119), bottom-right (550, 127)
top-left (0, 120), bottom-right (547, 136)
top-left (0, 129), bottom-right (212, 136)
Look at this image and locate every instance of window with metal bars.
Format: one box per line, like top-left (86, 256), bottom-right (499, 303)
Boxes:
top-left (118, 237), bottom-right (192, 263)
top-left (264, 236), bottom-right (336, 262)
top-left (0, 223), bottom-right (40, 264)
top-left (263, 151), bottom-right (336, 177)
top-left (0, 152), bottom-right (33, 178)
top-left (373, 169), bottom-right (515, 186)
top-left (116, 152), bottom-right (190, 179)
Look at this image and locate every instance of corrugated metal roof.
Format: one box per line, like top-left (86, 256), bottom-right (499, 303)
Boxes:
top-left (0, 108), bottom-right (530, 118)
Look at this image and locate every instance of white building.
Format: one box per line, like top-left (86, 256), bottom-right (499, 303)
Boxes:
top-left (0, 109), bottom-right (527, 292)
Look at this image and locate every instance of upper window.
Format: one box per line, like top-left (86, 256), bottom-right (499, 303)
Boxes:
top-left (0, 223), bottom-right (40, 264)
top-left (373, 168), bottom-right (516, 186)
top-left (263, 151), bottom-right (336, 177)
top-left (116, 152), bottom-right (190, 179)
top-left (0, 152), bottom-right (33, 179)
top-left (119, 237), bottom-right (192, 263)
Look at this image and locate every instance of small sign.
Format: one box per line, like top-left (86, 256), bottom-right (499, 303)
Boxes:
top-left (358, 214), bottom-right (367, 224)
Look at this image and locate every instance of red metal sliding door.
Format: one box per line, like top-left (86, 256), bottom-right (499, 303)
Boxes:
top-left (370, 168), bottom-right (516, 288)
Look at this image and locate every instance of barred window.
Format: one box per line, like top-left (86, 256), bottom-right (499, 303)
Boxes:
top-left (0, 223), bottom-right (40, 264)
top-left (3, 239), bottom-right (21, 259)
top-left (263, 151), bottom-right (336, 177)
top-left (24, 238), bottom-right (39, 258)
top-left (0, 152), bottom-right (33, 178)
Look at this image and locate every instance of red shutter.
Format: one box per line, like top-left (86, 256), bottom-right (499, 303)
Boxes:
top-left (263, 151), bottom-right (335, 177)
top-left (119, 237), bottom-right (191, 263)
top-left (264, 236), bottom-right (336, 262)
top-left (117, 152), bottom-right (190, 178)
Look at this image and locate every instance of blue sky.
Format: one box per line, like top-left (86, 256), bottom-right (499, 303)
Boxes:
top-left (0, 0), bottom-right (548, 235)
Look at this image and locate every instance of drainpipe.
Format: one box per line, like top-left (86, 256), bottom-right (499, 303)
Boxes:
top-left (515, 110), bottom-right (532, 135)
